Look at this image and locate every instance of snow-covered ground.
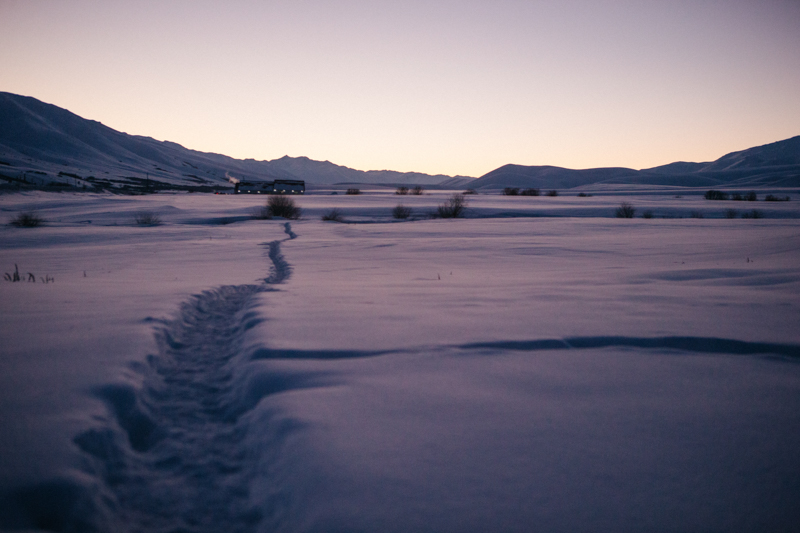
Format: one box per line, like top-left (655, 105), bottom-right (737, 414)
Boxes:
top-left (1, 189), bottom-right (799, 532)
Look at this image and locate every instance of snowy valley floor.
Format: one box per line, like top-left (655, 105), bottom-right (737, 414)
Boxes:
top-left (1, 189), bottom-right (799, 532)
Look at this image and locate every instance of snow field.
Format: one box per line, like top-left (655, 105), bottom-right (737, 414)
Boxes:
top-left (1, 190), bottom-right (799, 532)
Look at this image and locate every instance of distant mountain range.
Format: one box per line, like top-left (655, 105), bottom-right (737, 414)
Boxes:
top-left (470, 136), bottom-right (800, 189)
top-left (1, 91), bottom-right (798, 192)
top-left (0, 92), bottom-right (473, 192)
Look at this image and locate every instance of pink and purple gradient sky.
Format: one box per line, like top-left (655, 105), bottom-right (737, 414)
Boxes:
top-left (1, 0), bottom-right (798, 177)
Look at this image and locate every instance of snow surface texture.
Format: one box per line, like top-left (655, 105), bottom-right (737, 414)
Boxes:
top-left (1, 190), bottom-right (799, 532)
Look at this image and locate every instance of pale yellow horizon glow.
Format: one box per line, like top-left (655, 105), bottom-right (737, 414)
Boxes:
top-left (1, 0), bottom-right (799, 177)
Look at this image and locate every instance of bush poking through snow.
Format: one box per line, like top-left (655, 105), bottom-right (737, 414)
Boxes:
top-left (642, 210), bottom-right (654, 219)
top-left (503, 187), bottom-right (519, 196)
top-left (9, 212), bottom-right (44, 227)
top-left (267, 195), bottom-right (301, 219)
top-left (411, 185), bottom-right (424, 195)
top-left (741, 209), bottom-right (764, 219)
top-left (3, 264), bottom-right (50, 283)
top-left (725, 209), bottom-right (738, 219)
top-left (392, 204), bottom-right (412, 219)
top-left (765, 195), bottom-right (790, 202)
top-left (4, 264), bottom-right (21, 282)
top-left (745, 191), bottom-right (758, 201)
top-left (577, 192), bottom-right (592, 197)
top-left (615, 202), bottom-right (636, 218)
top-left (463, 189), bottom-right (477, 195)
top-left (346, 188), bottom-right (361, 195)
top-left (704, 190), bottom-right (729, 200)
top-left (437, 193), bottom-right (467, 218)
top-left (520, 188), bottom-right (540, 196)
top-left (690, 211), bottom-right (704, 219)
top-left (321, 208), bottom-right (343, 222)
top-left (134, 212), bottom-right (161, 226)
top-left (396, 186), bottom-right (409, 195)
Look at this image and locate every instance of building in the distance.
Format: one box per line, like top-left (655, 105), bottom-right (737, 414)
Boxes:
top-left (235, 179), bottom-right (305, 194)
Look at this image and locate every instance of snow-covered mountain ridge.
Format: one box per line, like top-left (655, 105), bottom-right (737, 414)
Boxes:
top-left (0, 92), bottom-right (473, 191)
top-left (472, 135), bottom-right (800, 190)
top-left (1, 91), bottom-right (798, 191)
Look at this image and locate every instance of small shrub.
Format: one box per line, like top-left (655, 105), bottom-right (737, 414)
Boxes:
top-left (267, 195), bottom-right (301, 219)
top-left (411, 185), bottom-right (424, 195)
top-left (321, 208), bottom-right (343, 222)
top-left (4, 264), bottom-right (20, 282)
top-left (396, 186), bottom-right (409, 195)
top-left (642, 210), bottom-right (654, 219)
top-left (437, 193), bottom-right (467, 218)
top-left (731, 193), bottom-right (743, 201)
top-left (765, 195), bottom-right (790, 202)
top-left (503, 187), bottom-right (519, 196)
top-left (741, 209), bottom-right (763, 219)
top-left (704, 190), bottom-right (728, 200)
top-left (546, 190), bottom-right (558, 197)
top-left (520, 188), bottom-right (540, 196)
top-left (577, 192), bottom-right (592, 197)
top-left (724, 209), bottom-right (738, 219)
top-left (346, 188), bottom-right (361, 195)
top-left (690, 211), bottom-right (704, 219)
top-left (9, 212), bottom-right (44, 227)
top-left (392, 204), bottom-right (412, 219)
top-left (745, 191), bottom-right (757, 201)
top-left (134, 212), bottom-right (161, 226)
top-left (615, 202), bottom-right (636, 218)
top-left (463, 189), bottom-right (477, 195)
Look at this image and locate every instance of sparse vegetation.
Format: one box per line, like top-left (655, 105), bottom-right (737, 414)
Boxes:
top-left (4, 264), bottom-right (52, 283)
top-left (463, 189), bottom-right (477, 195)
top-left (765, 195), bottom-right (790, 202)
top-left (732, 191), bottom-right (758, 201)
top-left (642, 210), bottom-right (654, 219)
top-left (520, 188), bottom-right (540, 196)
top-left (4, 264), bottom-right (20, 282)
top-left (321, 208), bottom-right (343, 222)
top-left (436, 193), bottom-right (467, 218)
top-left (134, 212), bottom-right (161, 226)
top-left (704, 190), bottom-right (729, 201)
top-left (392, 204), bottom-right (412, 219)
top-left (577, 192), bottom-right (592, 197)
top-left (615, 202), bottom-right (636, 218)
top-left (396, 186), bottom-right (409, 195)
top-left (546, 190), bottom-right (558, 197)
top-left (346, 188), bottom-right (361, 195)
top-left (690, 211), bottom-right (704, 219)
top-left (266, 195), bottom-right (301, 219)
top-left (411, 185), bottom-right (424, 195)
top-left (724, 209), bottom-right (738, 219)
top-left (741, 209), bottom-right (764, 219)
top-left (503, 187), bottom-right (519, 196)
top-left (9, 212), bottom-right (44, 227)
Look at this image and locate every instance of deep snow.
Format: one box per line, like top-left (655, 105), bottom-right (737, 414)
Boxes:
top-left (1, 189), bottom-right (799, 532)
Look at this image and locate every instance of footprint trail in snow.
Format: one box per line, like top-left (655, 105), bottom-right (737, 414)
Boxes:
top-left (73, 224), bottom-right (296, 532)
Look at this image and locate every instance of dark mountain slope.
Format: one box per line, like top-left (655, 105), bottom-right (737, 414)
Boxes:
top-left (470, 136), bottom-right (800, 189)
top-left (0, 92), bottom-right (472, 190)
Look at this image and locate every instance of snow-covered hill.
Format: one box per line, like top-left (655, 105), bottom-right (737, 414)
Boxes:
top-left (0, 92), bottom-right (473, 191)
top-left (471, 136), bottom-right (800, 190)
top-left (2, 91), bottom-right (797, 193)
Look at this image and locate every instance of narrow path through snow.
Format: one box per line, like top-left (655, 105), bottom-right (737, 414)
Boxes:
top-left (71, 223), bottom-right (297, 532)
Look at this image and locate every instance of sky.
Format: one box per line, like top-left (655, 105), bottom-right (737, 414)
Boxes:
top-left (1, 0), bottom-right (799, 177)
